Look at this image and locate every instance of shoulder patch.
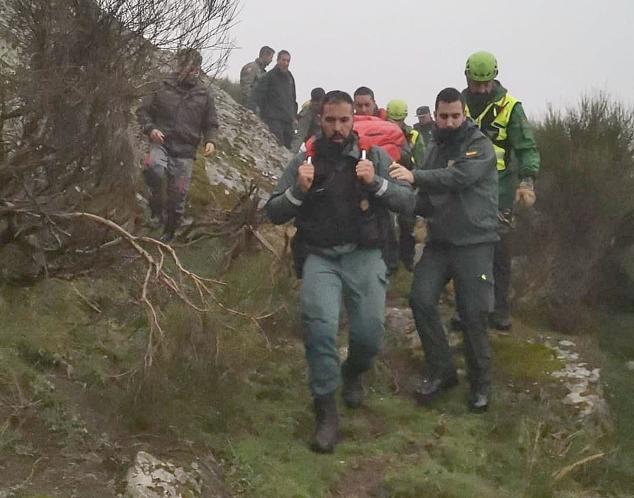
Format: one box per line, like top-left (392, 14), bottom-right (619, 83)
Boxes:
top-left (465, 150), bottom-right (479, 157)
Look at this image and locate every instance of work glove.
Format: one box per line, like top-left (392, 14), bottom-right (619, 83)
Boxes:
top-left (515, 177), bottom-right (536, 208)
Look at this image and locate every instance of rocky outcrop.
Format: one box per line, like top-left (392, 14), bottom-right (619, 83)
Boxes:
top-left (207, 81), bottom-right (292, 197)
top-left (125, 451), bottom-right (229, 498)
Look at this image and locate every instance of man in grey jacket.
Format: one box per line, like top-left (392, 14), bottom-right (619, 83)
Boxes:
top-left (266, 90), bottom-right (413, 453)
top-left (390, 87), bottom-right (498, 412)
top-left (137, 49), bottom-right (218, 242)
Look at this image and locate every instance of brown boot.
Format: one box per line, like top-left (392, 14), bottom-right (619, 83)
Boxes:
top-left (312, 393), bottom-right (339, 453)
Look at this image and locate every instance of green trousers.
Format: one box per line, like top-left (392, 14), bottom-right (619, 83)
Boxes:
top-left (300, 248), bottom-right (387, 397)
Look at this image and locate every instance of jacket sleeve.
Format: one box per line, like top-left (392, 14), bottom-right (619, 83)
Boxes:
top-left (291, 108), bottom-right (311, 151)
top-left (136, 92), bottom-right (157, 135)
top-left (249, 71), bottom-right (269, 113)
top-left (363, 146), bottom-right (416, 215)
top-left (508, 103), bottom-right (540, 179)
top-left (239, 63), bottom-right (256, 103)
top-left (265, 152), bottom-right (307, 224)
top-left (202, 91), bottom-right (219, 144)
top-left (290, 73), bottom-right (298, 116)
top-left (411, 134), bottom-right (426, 169)
top-left (413, 136), bottom-right (496, 193)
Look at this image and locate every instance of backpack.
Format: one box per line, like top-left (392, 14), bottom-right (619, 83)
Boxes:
top-left (304, 115), bottom-right (405, 162)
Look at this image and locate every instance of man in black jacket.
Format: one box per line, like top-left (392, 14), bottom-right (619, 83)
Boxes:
top-left (251, 50), bottom-right (297, 149)
top-left (390, 88), bottom-right (498, 412)
top-left (137, 49), bottom-right (218, 242)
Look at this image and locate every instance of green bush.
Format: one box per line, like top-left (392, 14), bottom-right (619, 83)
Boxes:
top-left (517, 94), bottom-right (634, 329)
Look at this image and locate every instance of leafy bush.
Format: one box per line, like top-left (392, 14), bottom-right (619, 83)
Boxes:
top-left (516, 94), bottom-right (634, 330)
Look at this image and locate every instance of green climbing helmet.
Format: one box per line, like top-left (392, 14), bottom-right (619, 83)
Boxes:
top-left (465, 51), bottom-right (498, 82)
top-left (386, 99), bottom-right (408, 121)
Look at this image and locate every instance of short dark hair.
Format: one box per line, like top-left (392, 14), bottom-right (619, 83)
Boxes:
top-left (416, 105), bottom-right (431, 116)
top-left (310, 87), bottom-right (326, 102)
top-left (277, 50), bottom-right (291, 60)
top-left (353, 86), bottom-right (375, 100)
top-left (259, 46), bottom-right (275, 57)
top-left (320, 90), bottom-right (353, 114)
top-left (176, 48), bottom-right (202, 68)
top-left (435, 87), bottom-right (465, 110)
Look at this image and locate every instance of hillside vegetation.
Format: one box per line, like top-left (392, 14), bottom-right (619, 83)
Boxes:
top-left (1, 2), bottom-right (633, 492)
top-left (0, 95), bottom-right (633, 497)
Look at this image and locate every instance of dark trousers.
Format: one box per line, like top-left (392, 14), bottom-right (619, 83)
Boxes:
top-left (410, 243), bottom-right (494, 393)
top-left (383, 214), bottom-right (399, 274)
top-left (398, 213), bottom-right (416, 268)
top-left (384, 213), bottom-right (416, 274)
top-left (492, 233), bottom-right (512, 321)
top-left (266, 118), bottom-right (294, 149)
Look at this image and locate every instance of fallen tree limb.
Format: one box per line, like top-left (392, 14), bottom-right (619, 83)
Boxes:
top-left (52, 211), bottom-right (272, 365)
top-left (552, 452), bottom-right (605, 481)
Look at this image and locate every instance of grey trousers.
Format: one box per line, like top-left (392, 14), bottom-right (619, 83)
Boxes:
top-left (143, 144), bottom-right (193, 232)
top-left (300, 248), bottom-right (387, 397)
top-left (410, 243), bottom-right (494, 392)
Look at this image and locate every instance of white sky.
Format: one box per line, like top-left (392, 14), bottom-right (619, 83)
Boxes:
top-left (221, 0), bottom-right (634, 124)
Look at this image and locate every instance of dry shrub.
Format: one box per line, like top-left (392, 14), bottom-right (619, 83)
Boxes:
top-left (516, 94), bottom-right (634, 330)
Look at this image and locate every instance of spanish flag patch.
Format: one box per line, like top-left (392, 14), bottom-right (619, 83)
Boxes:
top-left (465, 150), bottom-right (478, 157)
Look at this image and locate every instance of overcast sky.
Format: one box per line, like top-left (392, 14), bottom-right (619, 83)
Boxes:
top-left (221, 0), bottom-right (633, 124)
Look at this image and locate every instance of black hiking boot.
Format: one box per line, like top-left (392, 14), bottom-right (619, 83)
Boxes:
top-left (159, 230), bottom-right (174, 243)
top-left (312, 393), bottom-right (339, 453)
top-left (341, 362), bottom-right (364, 409)
top-left (468, 388), bottom-right (490, 413)
top-left (489, 313), bottom-right (512, 332)
top-left (415, 372), bottom-right (459, 406)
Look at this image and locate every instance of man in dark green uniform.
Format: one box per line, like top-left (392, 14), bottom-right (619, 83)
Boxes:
top-left (266, 91), bottom-right (412, 452)
top-left (250, 50), bottom-right (297, 149)
top-left (291, 87), bottom-right (325, 151)
top-left (240, 45), bottom-right (274, 108)
top-left (390, 87), bottom-right (498, 412)
top-left (413, 105), bottom-right (434, 147)
top-left (462, 51), bottom-right (540, 330)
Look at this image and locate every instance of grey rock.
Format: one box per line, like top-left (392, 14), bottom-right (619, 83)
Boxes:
top-left (203, 80), bottom-right (293, 197)
top-left (125, 451), bottom-right (202, 498)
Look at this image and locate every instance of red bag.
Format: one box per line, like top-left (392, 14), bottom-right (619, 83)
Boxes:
top-left (304, 115), bottom-right (404, 162)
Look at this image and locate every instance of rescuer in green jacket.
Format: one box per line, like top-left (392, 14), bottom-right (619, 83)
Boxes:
top-left (460, 51), bottom-right (540, 330)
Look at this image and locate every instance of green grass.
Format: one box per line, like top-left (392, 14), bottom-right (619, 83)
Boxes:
top-left (492, 335), bottom-right (563, 381)
top-left (0, 241), bottom-right (629, 497)
top-left (594, 309), bottom-right (634, 494)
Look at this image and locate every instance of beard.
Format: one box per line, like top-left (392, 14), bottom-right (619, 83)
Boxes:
top-left (467, 91), bottom-right (493, 113)
top-left (315, 132), bottom-right (353, 158)
top-left (432, 121), bottom-right (468, 144)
